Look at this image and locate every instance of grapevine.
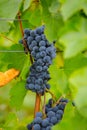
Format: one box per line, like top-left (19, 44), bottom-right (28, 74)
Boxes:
top-left (20, 26), bottom-right (69, 130)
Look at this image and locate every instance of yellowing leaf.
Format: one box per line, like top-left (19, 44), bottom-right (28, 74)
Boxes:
top-left (0, 68), bottom-right (20, 87)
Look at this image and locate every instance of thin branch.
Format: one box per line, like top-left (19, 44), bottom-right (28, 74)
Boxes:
top-left (53, 96), bottom-right (63, 107)
top-left (42, 92), bottom-right (46, 116)
top-left (17, 11), bottom-right (28, 53)
top-left (17, 11), bottom-right (41, 119)
top-left (0, 33), bottom-right (15, 43)
top-left (34, 94), bottom-right (41, 117)
top-left (46, 88), bottom-right (57, 101)
top-left (17, 11), bottom-right (33, 63)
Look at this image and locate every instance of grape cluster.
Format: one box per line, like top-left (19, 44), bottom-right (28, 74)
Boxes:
top-left (27, 98), bottom-right (68, 130)
top-left (20, 26), bottom-right (56, 94)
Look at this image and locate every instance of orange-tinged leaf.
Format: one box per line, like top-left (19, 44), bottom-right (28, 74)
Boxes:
top-left (0, 68), bottom-right (20, 87)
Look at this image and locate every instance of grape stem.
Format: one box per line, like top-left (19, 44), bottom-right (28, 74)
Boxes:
top-left (43, 92), bottom-right (46, 115)
top-left (34, 93), bottom-right (41, 117)
top-left (17, 11), bottom-right (41, 119)
top-left (17, 12), bottom-right (28, 53)
top-left (0, 33), bottom-right (16, 43)
top-left (17, 11), bottom-right (33, 63)
top-left (54, 96), bottom-right (63, 106)
top-left (46, 88), bottom-right (57, 101)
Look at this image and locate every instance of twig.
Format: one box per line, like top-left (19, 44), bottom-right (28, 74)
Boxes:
top-left (43, 92), bottom-right (46, 115)
top-left (0, 33), bottom-right (15, 43)
top-left (17, 11), bottom-right (33, 63)
top-left (46, 88), bottom-right (57, 101)
top-left (34, 94), bottom-right (41, 117)
top-left (53, 96), bottom-right (64, 107)
top-left (17, 11), bottom-right (41, 119)
top-left (17, 12), bottom-right (28, 52)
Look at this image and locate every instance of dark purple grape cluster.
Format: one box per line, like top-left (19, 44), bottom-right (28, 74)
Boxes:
top-left (27, 98), bottom-right (68, 130)
top-left (20, 26), bottom-right (56, 94)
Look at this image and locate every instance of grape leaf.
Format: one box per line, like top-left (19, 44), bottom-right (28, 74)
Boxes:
top-left (1, 44), bottom-right (30, 79)
top-left (64, 54), bottom-right (87, 76)
top-left (59, 18), bottom-right (87, 58)
top-left (61, 0), bottom-right (87, 20)
top-left (69, 67), bottom-right (87, 117)
top-left (0, 0), bottom-right (22, 18)
top-left (4, 113), bottom-right (18, 127)
top-left (54, 103), bottom-right (87, 130)
top-left (23, 0), bottom-right (32, 11)
top-left (0, 0), bottom-right (22, 32)
top-left (49, 57), bottom-right (68, 96)
top-left (0, 21), bottom-right (10, 32)
top-left (10, 80), bottom-right (27, 109)
top-left (49, 0), bottom-right (60, 13)
top-left (41, 0), bottom-right (63, 41)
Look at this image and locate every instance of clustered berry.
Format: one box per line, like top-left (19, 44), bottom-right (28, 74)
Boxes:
top-left (19, 26), bottom-right (68, 130)
top-left (20, 26), bottom-right (56, 94)
top-left (27, 98), bottom-right (68, 130)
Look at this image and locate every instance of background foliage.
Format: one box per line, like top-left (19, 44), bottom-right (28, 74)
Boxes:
top-left (0, 0), bottom-right (87, 130)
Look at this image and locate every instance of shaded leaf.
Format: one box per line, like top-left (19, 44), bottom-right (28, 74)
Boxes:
top-left (10, 80), bottom-right (27, 109)
top-left (61, 0), bottom-right (87, 20)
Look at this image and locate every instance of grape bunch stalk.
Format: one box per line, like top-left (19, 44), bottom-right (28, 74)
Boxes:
top-left (19, 26), bottom-right (68, 130)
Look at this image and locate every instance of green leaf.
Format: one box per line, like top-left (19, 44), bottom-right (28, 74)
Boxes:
top-left (23, 0), bottom-right (31, 11)
top-left (0, 0), bottom-right (22, 32)
top-left (64, 54), bottom-right (87, 76)
top-left (10, 80), bottom-right (27, 109)
top-left (4, 113), bottom-right (18, 127)
top-left (0, 0), bottom-right (21, 18)
top-left (40, 0), bottom-right (63, 41)
top-left (59, 18), bottom-right (87, 58)
top-left (44, 14), bottom-right (63, 41)
top-left (1, 44), bottom-right (30, 79)
top-left (61, 0), bottom-right (87, 20)
top-left (49, 0), bottom-right (61, 13)
top-left (29, 6), bottom-right (42, 26)
top-left (53, 104), bottom-right (87, 130)
top-left (69, 67), bottom-right (87, 117)
top-left (0, 21), bottom-right (10, 32)
top-left (49, 58), bottom-right (68, 96)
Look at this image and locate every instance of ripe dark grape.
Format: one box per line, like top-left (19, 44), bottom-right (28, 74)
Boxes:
top-left (39, 46), bottom-right (46, 51)
top-left (24, 28), bottom-right (30, 35)
top-left (50, 116), bottom-right (58, 124)
top-left (47, 111), bottom-right (55, 118)
top-left (39, 40), bottom-right (46, 46)
top-left (35, 35), bottom-right (41, 42)
top-left (27, 98), bottom-right (68, 130)
top-left (30, 30), bottom-right (36, 37)
top-left (20, 26), bottom-right (56, 94)
top-left (34, 117), bottom-right (42, 124)
top-left (33, 124), bottom-right (41, 130)
top-left (27, 36), bottom-right (33, 45)
top-left (36, 112), bottom-right (43, 118)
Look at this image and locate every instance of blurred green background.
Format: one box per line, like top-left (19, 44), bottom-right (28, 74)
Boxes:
top-left (0, 0), bottom-right (87, 130)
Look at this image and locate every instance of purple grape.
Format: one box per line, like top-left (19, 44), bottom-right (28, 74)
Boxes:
top-left (39, 40), bottom-right (46, 46)
top-left (34, 117), bottom-right (42, 124)
top-left (36, 112), bottom-right (43, 118)
top-left (47, 111), bottom-right (55, 118)
top-left (27, 36), bottom-right (33, 44)
top-left (42, 119), bottom-right (49, 127)
top-left (50, 117), bottom-right (58, 124)
top-left (39, 46), bottom-right (46, 51)
top-left (33, 124), bottom-right (41, 130)
top-left (35, 36), bottom-right (41, 42)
